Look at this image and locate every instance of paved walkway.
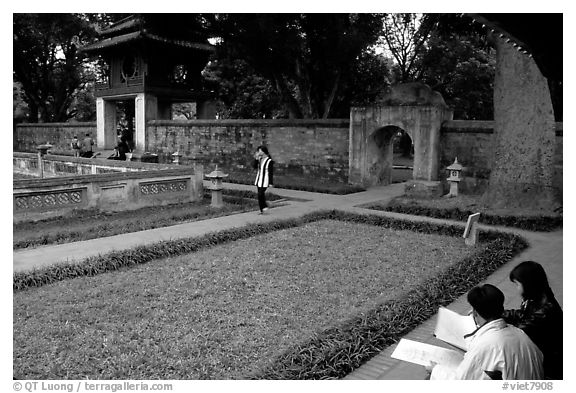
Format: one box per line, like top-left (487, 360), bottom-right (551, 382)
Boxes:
top-left (12, 182), bottom-right (563, 380)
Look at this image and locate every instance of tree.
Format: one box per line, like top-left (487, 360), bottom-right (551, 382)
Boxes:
top-left (13, 13), bottom-right (98, 122)
top-left (212, 14), bottom-right (384, 119)
top-left (379, 13), bottom-right (436, 83)
top-left (329, 48), bottom-right (392, 117)
top-left (481, 36), bottom-right (557, 210)
top-left (13, 82), bottom-right (28, 123)
top-left (419, 14), bottom-right (495, 120)
top-left (203, 57), bottom-right (287, 119)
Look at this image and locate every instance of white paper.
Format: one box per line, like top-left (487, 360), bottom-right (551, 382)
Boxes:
top-left (433, 307), bottom-right (477, 351)
top-left (391, 338), bottom-right (464, 368)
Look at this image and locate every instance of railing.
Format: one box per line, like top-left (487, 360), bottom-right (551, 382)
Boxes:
top-left (95, 75), bottom-right (145, 91)
top-left (94, 74), bottom-right (198, 92)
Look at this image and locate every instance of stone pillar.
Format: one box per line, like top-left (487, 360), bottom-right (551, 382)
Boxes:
top-left (134, 93), bottom-right (158, 152)
top-left (96, 98), bottom-right (118, 149)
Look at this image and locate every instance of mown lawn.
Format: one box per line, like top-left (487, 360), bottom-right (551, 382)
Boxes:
top-left (14, 219), bottom-right (475, 380)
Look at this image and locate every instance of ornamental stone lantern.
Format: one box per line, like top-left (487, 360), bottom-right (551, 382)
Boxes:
top-left (445, 157), bottom-right (463, 197)
top-left (36, 143), bottom-right (53, 178)
top-left (172, 151), bottom-right (183, 165)
top-left (205, 165), bottom-right (228, 208)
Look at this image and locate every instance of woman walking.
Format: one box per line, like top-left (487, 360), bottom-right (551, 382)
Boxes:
top-left (253, 145), bottom-right (273, 214)
top-left (502, 261), bottom-right (563, 379)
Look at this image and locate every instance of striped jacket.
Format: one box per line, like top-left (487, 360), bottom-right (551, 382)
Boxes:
top-left (254, 156), bottom-right (273, 187)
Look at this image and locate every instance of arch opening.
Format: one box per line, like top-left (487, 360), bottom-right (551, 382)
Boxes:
top-left (367, 125), bottom-right (414, 186)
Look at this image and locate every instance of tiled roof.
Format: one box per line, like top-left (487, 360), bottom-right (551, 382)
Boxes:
top-left (80, 30), bottom-right (214, 53)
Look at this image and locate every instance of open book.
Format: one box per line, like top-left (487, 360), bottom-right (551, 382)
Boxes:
top-left (433, 307), bottom-right (477, 351)
top-left (391, 307), bottom-right (477, 367)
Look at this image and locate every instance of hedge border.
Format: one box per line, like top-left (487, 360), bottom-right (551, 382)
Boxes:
top-left (366, 203), bottom-right (562, 232)
top-left (223, 174), bottom-right (366, 195)
top-left (248, 212), bottom-right (528, 379)
top-left (13, 210), bottom-right (529, 380)
top-left (15, 209), bottom-right (509, 291)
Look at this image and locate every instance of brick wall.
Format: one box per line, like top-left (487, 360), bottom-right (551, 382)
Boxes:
top-left (14, 119), bottom-right (563, 189)
top-left (440, 120), bottom-right (563, 194)
top-left (146, 119), bottom-right (351, 182)
top-left (15, 123), bottom-right (97, 155)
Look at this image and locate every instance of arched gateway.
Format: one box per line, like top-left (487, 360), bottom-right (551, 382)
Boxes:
top-left (348, 83), bottom-right (453, 197)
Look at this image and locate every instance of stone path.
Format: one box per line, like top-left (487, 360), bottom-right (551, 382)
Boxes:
top-left (12, 181), bottom-right (563, 380)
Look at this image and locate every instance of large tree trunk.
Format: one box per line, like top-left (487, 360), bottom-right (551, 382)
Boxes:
top-left (482, 36), bottom-right (557, 210)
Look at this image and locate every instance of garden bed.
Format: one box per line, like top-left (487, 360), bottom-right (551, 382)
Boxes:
top-left (13, 189), bottom-right (285, 250)
top-left (225, 171), bottom-right (365, 195)
top-left (14, 211), bottom-right (527, 380)
top-left (363, 195), bottom-right (562, 231)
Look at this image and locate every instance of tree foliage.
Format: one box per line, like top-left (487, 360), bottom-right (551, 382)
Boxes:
top-left (212, 14), bottom-right (384, 119)
top-left (419, 14), bottom-right (496, 120)
top-left (380, 13), bottom-right (435, 82)
top-left (379, 13), bottom-right (496, 120)
top-left (13, 14), bottom-right (101, 122)
top-left (203, 57), bottom-right (286, 119)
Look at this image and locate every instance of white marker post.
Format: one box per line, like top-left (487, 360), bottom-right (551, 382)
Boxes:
top-left (463, 213), bottom-right (481, 246)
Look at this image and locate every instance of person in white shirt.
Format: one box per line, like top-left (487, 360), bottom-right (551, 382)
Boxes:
top-left (253, 145), bottom-right (274, 214)
top-left (428, 284), bottom-right (544, 380)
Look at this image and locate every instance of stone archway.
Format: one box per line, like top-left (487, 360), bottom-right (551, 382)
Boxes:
top-left (365, 125), bottom-right (407, 186)
top-left (348, 83), bottom-right (453, 196)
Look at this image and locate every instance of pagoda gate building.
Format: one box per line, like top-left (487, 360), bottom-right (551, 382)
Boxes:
top-left (81, 14), bottom-right (215, 154)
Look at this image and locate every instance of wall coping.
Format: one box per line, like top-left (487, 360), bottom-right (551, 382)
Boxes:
top-left (442, 120), bottom-right (563, 135)
top-left (16, 122), bottom-right (96, 128)
top-left (14, 167), bottom-right (198, 190)
top-left (148, 119), bottom-right (350, 128)
top-left (351, 104), bottom-right (451, 111)
top-left (13, 153), bottom-right (183, 171)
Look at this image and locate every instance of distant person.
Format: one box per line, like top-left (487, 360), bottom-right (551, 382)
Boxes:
top-left (428, 284), bottom-right (544, 380)
top-left (70, 135), bottom-right (81, 157)
top-left (253, 145), bottom-right (274, 214)
top-left (502, 261), bottom-right (563, 380)
top-left (81, 133), bottom-right (94, 158)
top-left (109, 135), bottom-right (130, 161)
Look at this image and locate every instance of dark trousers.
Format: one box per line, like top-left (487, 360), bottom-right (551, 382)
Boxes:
top-left (257, 187), bottom-right (268, 211)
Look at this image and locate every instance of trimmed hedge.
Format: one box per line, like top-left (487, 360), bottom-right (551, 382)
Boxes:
top-left (209, 188), bottom-right (284, 202)
top-left (13, 210), bottom-right (529, 380)
top-left (224, 172), bottom-right (365, 195)
top-left (368, 203), bottom-right (562, 232)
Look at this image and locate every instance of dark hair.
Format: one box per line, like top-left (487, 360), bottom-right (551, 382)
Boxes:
top-left (467, 284), bottom-right (505, 320)
top-left (257, 145), bottom-right (271, 158)
top-left (509, 261), bottom-right (552, 301)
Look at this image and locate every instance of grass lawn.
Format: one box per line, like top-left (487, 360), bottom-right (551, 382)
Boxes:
top-left (13, 219), bottom-right (476, 380)
top-left (13, 190), bottom-right (284, 250)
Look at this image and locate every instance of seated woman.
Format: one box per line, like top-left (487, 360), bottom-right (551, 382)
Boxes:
top-left (109, 136), bottom-right (130, 161)
top-left (502, 261), bottom-right (563, 380)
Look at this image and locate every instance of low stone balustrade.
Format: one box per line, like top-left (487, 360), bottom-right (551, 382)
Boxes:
top-left (13, 153), bottom-right (203, 222)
